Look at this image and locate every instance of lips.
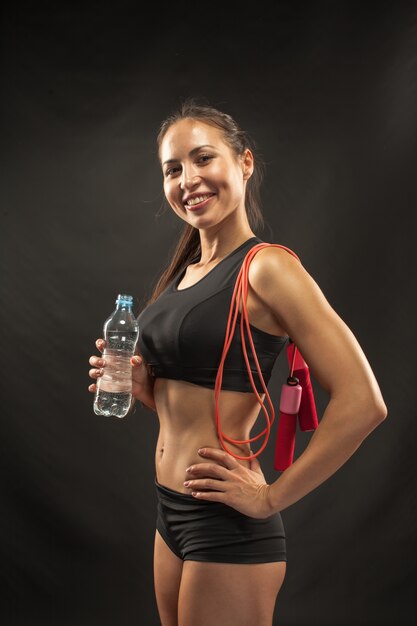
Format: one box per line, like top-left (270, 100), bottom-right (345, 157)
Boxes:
top-left (184, 193), bottom-right (215, 210)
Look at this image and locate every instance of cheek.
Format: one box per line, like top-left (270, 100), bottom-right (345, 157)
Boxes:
top-left (164, 183), bottom-right (178, 206)
top-left (164, 185), bottom-right (186, 216)
top-left (209, 163), bottom-right (228, 185)
top-left (211, 163), bottom-right (242, 193)
top-left (163, 181), bottom-right (172, 198)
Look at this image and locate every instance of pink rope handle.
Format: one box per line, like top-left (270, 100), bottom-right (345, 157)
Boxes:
top-left (214, 243), bottom-right (301, 461)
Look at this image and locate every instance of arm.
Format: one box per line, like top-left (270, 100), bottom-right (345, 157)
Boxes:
top-left (249, 248), bottom-right (387, 510)
top-left (184, 247), bottom-right (387, 517)
top-left (130, 354), bottom-right (157, 413)
top-left (249, 247), bottom-right (388, 512)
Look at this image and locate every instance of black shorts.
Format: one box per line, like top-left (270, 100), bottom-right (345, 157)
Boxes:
top-left (155, 479), bottom-right (287, 564)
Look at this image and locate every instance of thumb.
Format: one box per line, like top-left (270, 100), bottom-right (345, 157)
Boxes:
top-left (131, 356), bottom-right (142, 366)
top-left (249, 454), bottom-right (263, 475)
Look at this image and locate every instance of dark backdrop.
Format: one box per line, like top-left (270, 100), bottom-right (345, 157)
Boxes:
top-left (1, 1), bottom-right (416, 625)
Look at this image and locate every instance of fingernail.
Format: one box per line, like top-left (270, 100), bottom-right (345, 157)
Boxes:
top-left (198, 448), bottom-right (205, 455)
top-left (186, 466), bottom-right (192, 472)
top-left (183, 481), bottom-right (190, 486)
top-left (133, 356), bottom-right (141, 364)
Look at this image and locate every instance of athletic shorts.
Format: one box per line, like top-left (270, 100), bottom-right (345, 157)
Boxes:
top-left (155, 478), bottom-right (287, 564)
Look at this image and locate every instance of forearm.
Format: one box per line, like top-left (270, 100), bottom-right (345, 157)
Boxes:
top-left (268, 396), bottom-right (386, 513)
top-left (130, 392), bottom-right (156, 413)
top-left (137, 381), bottom-right (157, 412)
top-left (128, 358), bottom-right (157, 413)
top-left (131, 377), bottom-right (157, 413)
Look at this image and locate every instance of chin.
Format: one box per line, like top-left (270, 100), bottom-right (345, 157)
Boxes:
top-left (183, 206), bottom-right (231, 229)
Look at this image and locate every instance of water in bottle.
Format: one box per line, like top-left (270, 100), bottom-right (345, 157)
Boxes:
top-left (93, 294), bottom-right (139, 418)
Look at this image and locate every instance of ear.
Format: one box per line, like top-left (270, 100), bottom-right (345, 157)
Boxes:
top-left (241, 148), bottom-right (254, 180)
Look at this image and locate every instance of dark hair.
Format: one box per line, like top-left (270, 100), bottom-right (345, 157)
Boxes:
top-left (147, 97), bottom-right (266, 304)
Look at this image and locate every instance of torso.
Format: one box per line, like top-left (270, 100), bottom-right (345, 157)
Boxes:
top-left (154, 250), bottom-right (288, 493)
top-left (155, 379), bottom-right (263, 492)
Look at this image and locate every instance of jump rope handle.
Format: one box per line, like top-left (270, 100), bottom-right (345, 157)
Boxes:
top-left (274, 340), bottom-right (319, 470)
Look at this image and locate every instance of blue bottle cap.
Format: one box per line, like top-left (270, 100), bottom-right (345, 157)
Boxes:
top-left (116, 294), bottom-right (133, 306)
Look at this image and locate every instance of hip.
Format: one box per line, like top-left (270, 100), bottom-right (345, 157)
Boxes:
top-left (155, 478), bottom-right (286, 563)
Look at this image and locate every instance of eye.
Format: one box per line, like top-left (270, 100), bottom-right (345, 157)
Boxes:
top-left (165, 165), bottom-right (181, 177)
top-left (197, 153), bottom-right (213, 164)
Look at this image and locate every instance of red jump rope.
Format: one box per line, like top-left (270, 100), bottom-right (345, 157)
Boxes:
top-left (214, 243), bottom-right (318, 471)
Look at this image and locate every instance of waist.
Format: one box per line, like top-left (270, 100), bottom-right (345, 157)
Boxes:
top-left (156, 437), bottom-right (252, 494)
top-left (155, 478), bottom-right (219, 504)
top-left (154, 378), bottom-right (267, 492)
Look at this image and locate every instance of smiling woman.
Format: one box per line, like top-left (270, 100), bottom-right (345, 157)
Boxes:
top-left (88, 97), bottom-right (387, 626)
top-left (160, 119), bottom-right (255, 230)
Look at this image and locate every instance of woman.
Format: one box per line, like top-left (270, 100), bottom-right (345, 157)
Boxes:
top-left (88, 99), bottom-right (387, 626)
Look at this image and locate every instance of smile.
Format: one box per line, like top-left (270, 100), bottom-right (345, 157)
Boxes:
top-left (184, 194), bottom-right (215, 211)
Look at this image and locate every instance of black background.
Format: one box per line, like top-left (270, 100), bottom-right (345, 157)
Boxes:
top-left (1, 1), bottom-right (416, 625)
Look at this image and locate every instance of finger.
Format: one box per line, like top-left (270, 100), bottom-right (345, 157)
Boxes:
top-left (88, 383), bottom-right (97, 393)
top-left (89, 367), bottom-right (103, 379)
top-left (89, 356), bottom-right (106, 367)
top-left (249, 456), bottom-right (264, 476)
top-left (96, 339), bottom-right (106, 353)
top-left (198, 447), bottom-right (239, 470)
top-left (191, 490), bottom-right (226, 503)
top-left (131, 356), bottom-right (142, 366)
top-left (184, 478), bottom-right (227, 492)
top-left (186, 463), bottom-right (228, 480)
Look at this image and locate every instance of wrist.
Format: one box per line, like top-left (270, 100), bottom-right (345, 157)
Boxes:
top-left (141, 397), bottom-right (157, 412)
top-left (143, 378), bottom-right (156, 410)
top-left (267, 479), bottom-right (284, 514)
top-left (139, 385), bottom-right (157, 411)
top-left (258, 483), bottom-right (278, 517)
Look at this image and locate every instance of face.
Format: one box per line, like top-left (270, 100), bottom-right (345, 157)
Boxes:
top-left (159, 118), bottom-right (253, 229)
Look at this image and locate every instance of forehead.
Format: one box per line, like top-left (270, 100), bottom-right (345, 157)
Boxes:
top-left (160, 118), bottom-right (228, 162)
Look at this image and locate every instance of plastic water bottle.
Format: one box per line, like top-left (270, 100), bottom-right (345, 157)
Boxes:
top-left (93, 294), bottom-right (139, 418)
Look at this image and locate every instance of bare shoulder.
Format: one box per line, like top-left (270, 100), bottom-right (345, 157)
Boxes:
top-left (248, 244), bottom-right (309, 293)
top-left (249, 243), bottom-right (301, 268)
top-left (247, 243), bottom-right (332, 324)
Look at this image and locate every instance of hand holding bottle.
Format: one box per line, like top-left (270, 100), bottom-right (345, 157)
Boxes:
top-left (88, 338), bottom-right (156, 412)
top-left (90, 293), bottom-right (140, 417)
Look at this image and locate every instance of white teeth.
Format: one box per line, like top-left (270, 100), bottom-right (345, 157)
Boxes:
top-left (186, 194), bottom-right (212, 206)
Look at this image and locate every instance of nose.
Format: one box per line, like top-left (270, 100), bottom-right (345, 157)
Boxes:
top-left (179, 164), bottom-right (201, 190)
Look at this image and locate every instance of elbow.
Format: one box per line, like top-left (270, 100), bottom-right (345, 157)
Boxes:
top-left (356, 400), bottom-right (388, 439)
top-left (360, 380), bottom-right (389, 425)
top-left (372, 399), bottom-right (388, 424)
top-left (361, 396), bottom-right (388, 431)
top-left (369, 385), bottom-right (388, 424)
top-left (332, 390), bottom-right (388, 433)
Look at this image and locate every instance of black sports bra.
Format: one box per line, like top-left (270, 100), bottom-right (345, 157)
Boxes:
top-left (136, 236), bottom-right (289, 393)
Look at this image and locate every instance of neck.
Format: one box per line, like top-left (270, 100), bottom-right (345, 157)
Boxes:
top-left (197, 219), bottom-right (256, 266)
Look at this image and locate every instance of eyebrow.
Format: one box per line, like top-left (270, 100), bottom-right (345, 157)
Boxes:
top-left (162, 144), bottom-right (216, 166)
